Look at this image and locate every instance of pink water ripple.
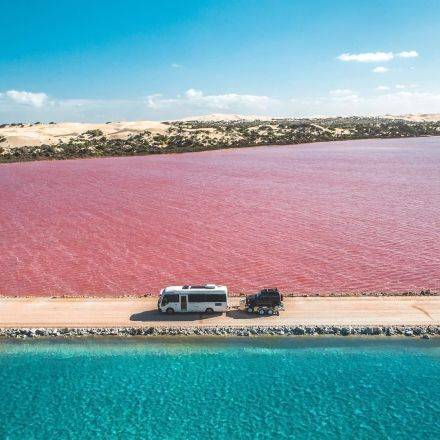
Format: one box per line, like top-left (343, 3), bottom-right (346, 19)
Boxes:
top-left (1, 137), bottom-right (439, 296)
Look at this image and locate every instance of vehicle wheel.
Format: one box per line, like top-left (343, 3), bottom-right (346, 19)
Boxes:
top-left (166, 308), bottom-right (175, 315)
top-left (247, 307), bottom-right (254, 314)
top-left (258, 308), bottom-right (265, 316)
top-left (267, 308), bottom-right (274, 316)
top-left (205, 308), bottom-right (214, 314)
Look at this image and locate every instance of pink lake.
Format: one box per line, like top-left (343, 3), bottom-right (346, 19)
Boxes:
top-left (1, 137), bottom-right (439, 296)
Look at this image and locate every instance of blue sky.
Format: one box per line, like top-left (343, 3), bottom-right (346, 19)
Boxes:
top-left (0, 0), bottom-right (439, 122)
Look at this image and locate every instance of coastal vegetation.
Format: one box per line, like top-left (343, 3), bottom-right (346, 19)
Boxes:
top-left (1, 116), bottom-right (440, 163)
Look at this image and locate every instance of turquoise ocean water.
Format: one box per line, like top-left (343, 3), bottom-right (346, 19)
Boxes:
top-left (1, 337), bottom-right (439, 439)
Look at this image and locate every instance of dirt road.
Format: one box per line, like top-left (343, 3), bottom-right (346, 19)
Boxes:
top-left (1, 296), bottom-right (439, 328)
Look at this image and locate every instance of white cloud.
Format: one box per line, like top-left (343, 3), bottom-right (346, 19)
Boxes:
top-left (147, 89), bottom-right (275, 111)
top-left (337, 52), bottom-right (394, 63)
top-left (2, 85), bottom-right (439, 123)
top-left (395, 83), bottom-right (418, 90)
top-left (372, 66), bottom-right (388, 73)
top-left (171, 63), bottom-right (182, 68)
top-left (5, 90), bottom-right (48, 107)
top-left (146, 94), bottom-right (178, 109)
top-left (329, 89), bottom-right (354, 96)
top-left (338, 50), bottom-right (419, 63)
top-left (372, 90), bottom-right (440, 113)
top-left (289, 88), bottom-right (440, 118)
top-left (329, 89), bottom-right (360, 102)
top-left (396, 50), bottom-right (418, 59)
top-left (185, 89), bottom-right (203, 99)
top-left (392, 91), bottom-right (440, 100)
top-left (186, 88), bottom-right (273, 109)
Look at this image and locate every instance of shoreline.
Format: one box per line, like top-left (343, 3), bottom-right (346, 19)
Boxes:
top-left (1, 124), bottom-right (439, 164)
top-left (1, 134), bottom-right (439, 166)
top-left (2, 325), bottom-right (439, 339)
top-left (0, 290), bottom-right (437, 299)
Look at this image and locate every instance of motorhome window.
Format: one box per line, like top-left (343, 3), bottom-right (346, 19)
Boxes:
top-left (210, 294), bottom-right (227, 302)
top-left (163, 294), bottom-right (179, 303)
top-left (188, 294), bottom-right (207, 302)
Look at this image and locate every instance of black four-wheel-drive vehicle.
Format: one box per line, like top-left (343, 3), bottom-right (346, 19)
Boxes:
top-left (242, 288), bottom-right (284, 315)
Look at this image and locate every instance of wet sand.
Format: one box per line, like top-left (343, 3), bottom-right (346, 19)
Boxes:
top-left (0, 297), bottom-right (439, 328)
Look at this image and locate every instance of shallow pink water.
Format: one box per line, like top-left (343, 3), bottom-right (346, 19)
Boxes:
top-left (1, 138), bottom-right (439, 296)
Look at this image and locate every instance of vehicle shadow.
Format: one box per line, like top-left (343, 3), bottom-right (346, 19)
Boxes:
top-left (130, 310), bottom-right (223, 322)
top-left (226, 309), bottom-right (273, 319)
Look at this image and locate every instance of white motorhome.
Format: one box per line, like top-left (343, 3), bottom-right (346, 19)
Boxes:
top-left (157, 284), bottom-right (228, 314)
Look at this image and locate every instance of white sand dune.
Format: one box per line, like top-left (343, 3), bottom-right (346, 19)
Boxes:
top-left (1, 113), bottom-right (439, 150)
top-left (0, 121), bottom-right (168, 149)
top-left (384, 113), bottom-right (440, 122)
top-left (0, 115), bottom-right (267, 150)
top-left (176, 113), bottom-right (270, 122)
